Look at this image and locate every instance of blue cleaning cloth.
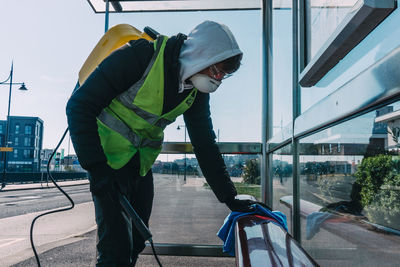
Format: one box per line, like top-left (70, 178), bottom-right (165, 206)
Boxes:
top-left (306, 211), bottom-right (333, 240)
top-left (217, 204), bottom-right (288, 256)
top-left (306, 205), bottom-right (347, 240)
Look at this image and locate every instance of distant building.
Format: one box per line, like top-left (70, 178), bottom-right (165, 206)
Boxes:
top-left (62, 154), bottom-right (84, 172)
top-left (40, 148), bottom-right (55, 171)
top-left (375, 108), bottom-right (400, 151)
top-left (0, 116), bottom-right (43, 172)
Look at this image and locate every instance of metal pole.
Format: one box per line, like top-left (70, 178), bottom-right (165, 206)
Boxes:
top-left (292, 0), bottom-right (301, 242)
top-left (184, 127), bottom-right (187, 183)
top-left (261, 0), bottom-right (273, 206)
top-left (105, 0), bottom-right (110, 33)
top-left (2, 62), bottom-right (13, 188)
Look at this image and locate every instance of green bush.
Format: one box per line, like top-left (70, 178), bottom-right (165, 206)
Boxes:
top-left (355, 155), bottom-right (400, 229)
top-left (355, 154), bottom-right (393, 206)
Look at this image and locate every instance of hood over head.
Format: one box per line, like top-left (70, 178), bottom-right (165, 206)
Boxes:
top-left (179, 21), bottom-right (242, 91)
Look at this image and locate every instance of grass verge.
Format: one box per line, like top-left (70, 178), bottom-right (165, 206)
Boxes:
top-left (204, 182), bottom-right (261, 199)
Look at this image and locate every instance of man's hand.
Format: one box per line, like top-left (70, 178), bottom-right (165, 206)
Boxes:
top-left (225, 198), bottom-right (272, 213)
top-left (225, 199), bottom-right (256, 213)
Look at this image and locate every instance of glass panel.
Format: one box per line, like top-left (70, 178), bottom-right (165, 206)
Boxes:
top-left (150, 153), bottom-right (260, 244)
top-left (112, 10), bottom-right (262, 143)
top-left (271, 144), bottom-right (293, 234)
top-left (302, 0), bottom-right (357, 113)
top-left (272, 3), bottom-right (293, 136)
top-left (306, 0), bottom-right (358, 61)
top-left (268, 122), bottom-right (293, 151)
top-left (298, 102), bottom-right (400, 266)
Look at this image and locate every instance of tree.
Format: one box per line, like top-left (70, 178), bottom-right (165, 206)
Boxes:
top-left (242, 159), bottom-right (260, 184)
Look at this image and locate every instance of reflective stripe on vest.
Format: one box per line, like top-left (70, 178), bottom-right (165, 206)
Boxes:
top-left (117, 36), bottom-right (164, 110)
top-left (115, 36), bottom-right (175, 128)
top-left (97, 110), bottom-right (163, 148)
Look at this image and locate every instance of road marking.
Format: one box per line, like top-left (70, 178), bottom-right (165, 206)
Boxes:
top-left (0, 238), bottom-right (25, 249)
top-left (1, 199), bottom-right (42, 206)
top-left (0, 195), bottom-right (42, 206)
top-left (19, 196), bottom-right (41, 200)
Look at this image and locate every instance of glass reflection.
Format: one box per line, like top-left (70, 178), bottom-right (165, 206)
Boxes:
top-left (239, 155), bottom-right (262, 200)
top-left (298, 102), bottom-right (400, 266)
top-left (151, 153), bottom-right (261, 244)
top-left (272, 4), bottom-right (293, 136)
top-left (271, 145), bottom-right (293, 234)
top-left (301, 1), bottom-right (359, 113)
top-left (306, 0), bottom-right (357, 61)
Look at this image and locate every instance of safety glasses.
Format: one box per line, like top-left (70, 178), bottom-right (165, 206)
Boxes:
top-left (209, 64), bottom-right (233, 80)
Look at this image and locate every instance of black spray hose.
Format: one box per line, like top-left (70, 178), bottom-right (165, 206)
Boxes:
top-left (117, 192), bottom-right (163, 266)
top-left (30, 127), bottom-right (73, 267)
top-left (30, 81), bottom-right (162, 266)
top-left (150, 240), bottom-right (163, 267)
top-left (29, 127), bottom-right (163, 267)
top-left (30, 81), bottom-right (79, 266)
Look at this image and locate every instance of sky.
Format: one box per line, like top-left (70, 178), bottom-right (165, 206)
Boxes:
top-left (0, 0), bottom-right (263, 157)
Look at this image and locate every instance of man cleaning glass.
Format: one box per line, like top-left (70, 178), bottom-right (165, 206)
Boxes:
top-left (66, 20), bottom-right (255, 266)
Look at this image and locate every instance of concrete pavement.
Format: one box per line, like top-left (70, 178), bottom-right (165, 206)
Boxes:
top-left (0, 180), bottom-right (94, 266)
top-left (0, 201), bottom-right (96, 266)
top-left (12, 230), bottom-right (235, 267)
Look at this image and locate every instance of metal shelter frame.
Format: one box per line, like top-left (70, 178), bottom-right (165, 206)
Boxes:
top-left (86, 0), bottom-right (268, 257)
top-left (85, 0), bottom-right (399, 258)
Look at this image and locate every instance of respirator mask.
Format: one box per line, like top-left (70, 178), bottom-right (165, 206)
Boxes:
top-left (189, 74), bottom-right (221, 93)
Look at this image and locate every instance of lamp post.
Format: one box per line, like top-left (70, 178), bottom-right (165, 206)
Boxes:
top-left (0, 62), bottom-right (28, 189)
top-left (177, 125), bottom-right (187, 182)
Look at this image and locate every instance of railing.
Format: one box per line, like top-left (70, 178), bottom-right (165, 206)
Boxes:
top-left (161, 142), bottom-right (262, 154)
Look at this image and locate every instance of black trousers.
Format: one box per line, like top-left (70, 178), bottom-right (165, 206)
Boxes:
top-left (92, 157), bottom-right (154, 267)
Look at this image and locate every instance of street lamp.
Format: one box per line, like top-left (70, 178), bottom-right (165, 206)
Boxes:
top-left (177, 125), bottom-right (187, 182)
top-left (0, 62), bottom-right (28, 189)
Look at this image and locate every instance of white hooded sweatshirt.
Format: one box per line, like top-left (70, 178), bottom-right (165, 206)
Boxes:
top-left (178, 21), bottom-right (243, 92)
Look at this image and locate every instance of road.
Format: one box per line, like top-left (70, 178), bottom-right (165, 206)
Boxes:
top-left (0, 184), bottom-right (92, 219)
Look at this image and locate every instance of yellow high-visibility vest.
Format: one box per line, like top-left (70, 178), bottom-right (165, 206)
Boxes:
top-left (97, 35), bottom-right (197, 176)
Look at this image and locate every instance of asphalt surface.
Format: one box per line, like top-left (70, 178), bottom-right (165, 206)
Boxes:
top-left (0, 184), bottom-right (91, 219)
